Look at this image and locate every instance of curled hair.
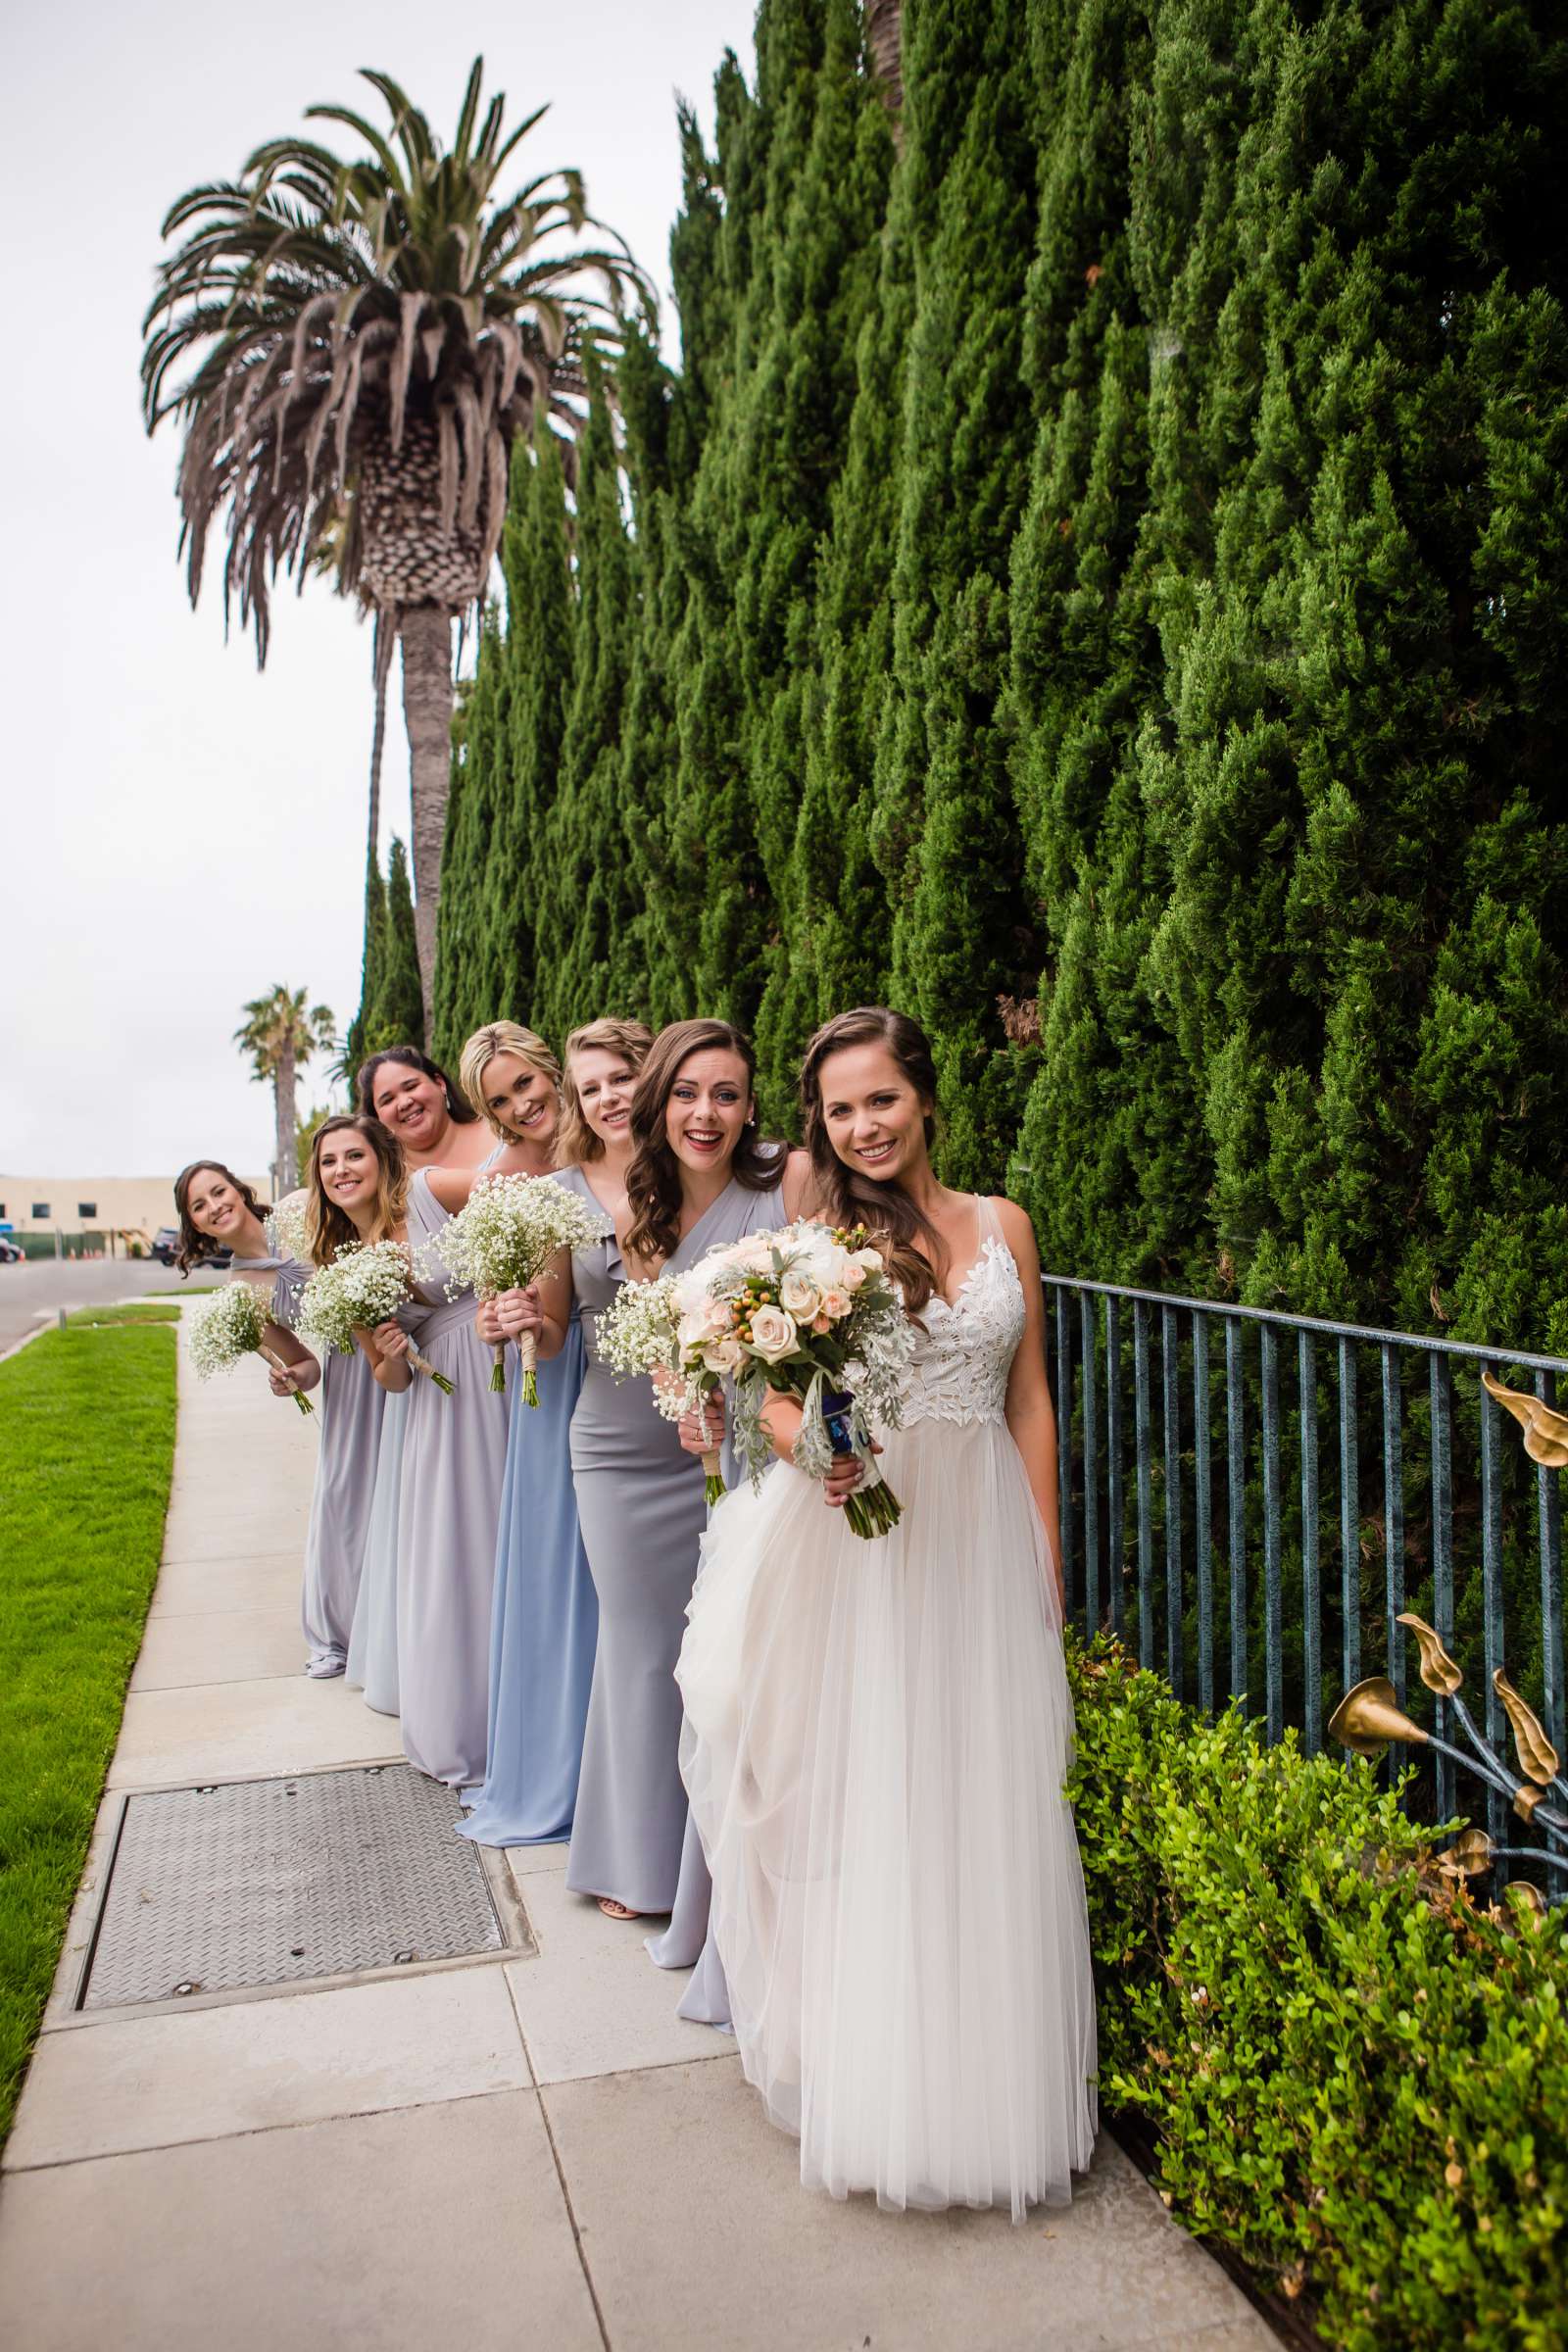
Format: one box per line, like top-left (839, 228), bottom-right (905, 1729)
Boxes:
top-left (172, 1160), bottom-right (270, 1278)
top-left (305, 1115), bottom-right (410, 1265)
top-left (799, 1006), bottom-right (945, 1314)
top-left (624, 1018), bottom-right (786, 1265)
top-left (356, 1045), bottom-right (478, 1127)
top-left (559, 1017), bottom-right (654, 1165)
top-left (458, 1021), bottom-right (563, 1141)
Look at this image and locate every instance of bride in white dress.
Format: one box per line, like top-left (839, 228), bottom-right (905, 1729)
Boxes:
top-left (676, 1006), bottom-right (1097, 2220)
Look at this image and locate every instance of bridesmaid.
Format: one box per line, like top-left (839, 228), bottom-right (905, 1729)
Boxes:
top-left (345, 1043), bottom-right (492, 1717)
top-left (369, 1043), bottom-right (513, 1791)
top-left (173, 1159), bottom-right (321, 1412)
top-left (358, 1044), bottom-right (497, 1173)
top-left (457, 1021), bottom-right (607, 1847)
top-left (540, 1019), bottom-right (809, 1946)
top-left (296, 1117), bottom-right (414, 1690)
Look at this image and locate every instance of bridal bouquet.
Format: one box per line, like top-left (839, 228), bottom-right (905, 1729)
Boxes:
top-left (433, 1173), bottom-right (609, 1400)
top-left (188, 1280), bottom-right (314, 1415)
top-left (297, 1240), bottom-right (455, 1394)
top-left (596, 1273), bottom-right (728, 1501)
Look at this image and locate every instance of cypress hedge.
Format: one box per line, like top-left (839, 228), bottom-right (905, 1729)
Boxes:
top-left (411, 0), bottom-right (1568, 1352)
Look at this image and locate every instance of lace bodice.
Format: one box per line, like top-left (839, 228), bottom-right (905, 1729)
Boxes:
top-left (900, 1225), bottom-right (1024, 1429)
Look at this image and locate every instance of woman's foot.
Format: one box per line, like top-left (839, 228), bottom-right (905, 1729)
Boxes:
top-left (597, 1897), bottom-right (643, 1921)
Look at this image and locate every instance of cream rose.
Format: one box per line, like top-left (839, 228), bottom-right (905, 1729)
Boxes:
top-left (746, 1304), bottom-right (799, 1363)
top-left (702, 1335), bottom-right (743, 1376)
top-left (779, 1270), bottom-right (822, 1320)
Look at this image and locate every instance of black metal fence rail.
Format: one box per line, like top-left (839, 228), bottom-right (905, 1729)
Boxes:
top-left (1042, 1274), bottom-right (1567, 1859)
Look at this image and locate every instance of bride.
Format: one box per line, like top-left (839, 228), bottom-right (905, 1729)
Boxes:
top-left (676, 1005), bottom-right (1097, 2220)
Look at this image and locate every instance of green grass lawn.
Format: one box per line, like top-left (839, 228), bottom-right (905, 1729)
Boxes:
top-left (0, 1321), bottom-right (176, 2143)
top-left (64, 1302), bottom-right (182, 1328)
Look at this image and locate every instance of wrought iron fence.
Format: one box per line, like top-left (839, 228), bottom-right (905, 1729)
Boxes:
top-left (1041, 1274), bottom-right (1567, 1874)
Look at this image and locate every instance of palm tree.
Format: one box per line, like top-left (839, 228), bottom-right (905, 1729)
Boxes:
top-left (235, 988), bottom-right (337, 1196)
top-left (144, 60), bottom-right (651, 1027)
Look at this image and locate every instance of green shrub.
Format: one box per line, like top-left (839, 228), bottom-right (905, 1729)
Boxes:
top-left (1068, 1637), bottom-right (1568, 2348)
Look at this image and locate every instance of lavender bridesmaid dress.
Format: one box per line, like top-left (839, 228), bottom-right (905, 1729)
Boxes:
top-left (559, 1164), bottom-right (787, 1951)
top-left (395, 1170), bottom-right (511, 1787)
top-left (229, 1245), bottom-right (380, 1677)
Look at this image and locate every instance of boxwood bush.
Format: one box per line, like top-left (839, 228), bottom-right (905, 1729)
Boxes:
top-left (1067, 1638), bottom-right (1567, 2349)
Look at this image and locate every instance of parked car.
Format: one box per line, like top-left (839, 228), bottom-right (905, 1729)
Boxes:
top-left (0, 1237), bottom-right (22, 1263)
top-left (150, 1228), bottom-right (230, 1267)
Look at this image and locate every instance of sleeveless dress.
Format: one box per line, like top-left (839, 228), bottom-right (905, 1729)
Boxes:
top-left (228, 1247), bottom-right (378, 1679)
top-left (562, 1167), bottom-right (785, 1917)
top-left (677, 1199), bottom-right (1098, 2219)
top-left (395, 1169), bottom-right (511, 1787)
top-left (459, 1172), bottom-right (599, 1849)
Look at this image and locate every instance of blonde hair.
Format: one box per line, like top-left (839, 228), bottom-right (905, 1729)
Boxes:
top-left (458, 1022), bottom-right (563, 1140)
top-left (559, 1017), bottom-right (654, 1165)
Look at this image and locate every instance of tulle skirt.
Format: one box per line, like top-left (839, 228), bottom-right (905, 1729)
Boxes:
top-left (676, 1412), bottom-right (1098, 2221)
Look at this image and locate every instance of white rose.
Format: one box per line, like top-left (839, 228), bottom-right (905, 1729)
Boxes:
top-left (779, 1270), bottom-right (822, 1320)
top-left (678, 1308), bottom-right (716, 1352)
top-left (738, 1238), bottom-right (776, 1275)
top-left (853, 1247), bottom-right (884, 1275)
top-left (746, 1304), bottom-right (799, 1364)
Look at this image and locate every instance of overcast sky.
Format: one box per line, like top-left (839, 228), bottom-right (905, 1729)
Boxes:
top-left (2, 0), bottom-right (758, 1179)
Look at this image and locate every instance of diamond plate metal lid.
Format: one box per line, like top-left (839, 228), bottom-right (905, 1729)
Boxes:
top-left (81, 1764), bottom-right (504, 2009)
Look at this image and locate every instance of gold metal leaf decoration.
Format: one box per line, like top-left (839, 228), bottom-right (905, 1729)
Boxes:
top-left (1396, 1612), bottom-right (1464, 1697)
top-left (1443, 1828), bottom-right (1494, 1876)
top-left (1328, 1678), bottom-right (1430, 1758)
top-left (1507, 1881), bottom-right (1547, 1922)
top-left (1481, 1371), bottom-right (1568, 1470)
top-left (1494, 1670), bottom-right (1561, 1787)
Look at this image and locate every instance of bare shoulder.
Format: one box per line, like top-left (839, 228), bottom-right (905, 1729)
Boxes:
top-left (780, 1145), bottom-right (815, 1220)
top-left (989, 1195), bottom-right (1041, 1270)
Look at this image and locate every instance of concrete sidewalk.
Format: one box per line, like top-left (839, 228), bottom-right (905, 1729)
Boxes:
top-left (0, 1314), bottom-right (1274, 2352)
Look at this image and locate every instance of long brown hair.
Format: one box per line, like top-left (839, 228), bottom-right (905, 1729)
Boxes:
top-left (624, 1018), bottom-right (786, 1264)
top-left (172, 1160), bottom-right (269, 1277)
top-left (559, 1017), bottom-right (654, 1165)
top-left (356, 1045), bottom-right (479, 1126)
top-left (306, 1115), bottom-right (410, 1265)
top-left (799, 1006), bottom-right (945, 1313)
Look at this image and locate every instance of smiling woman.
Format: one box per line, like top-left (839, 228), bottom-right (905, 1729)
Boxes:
top-left (356, 1046), bottom-right (492, 1173)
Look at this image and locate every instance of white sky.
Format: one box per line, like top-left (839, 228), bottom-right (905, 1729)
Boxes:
top-left (1, 0), bottom-right (758, 1178)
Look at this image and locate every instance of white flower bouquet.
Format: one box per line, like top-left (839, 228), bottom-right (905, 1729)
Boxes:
top-left (266, 1191), bottom-right (312, 1265)
top-left (188, 1280), bottom-right (315, 1415)
top-left (433, 1173), bottom-right (609, 1401)
top-left (297, 1240), bottom-right (455, 1394)
top-left (595, 1273), bottom-right (728, 1501)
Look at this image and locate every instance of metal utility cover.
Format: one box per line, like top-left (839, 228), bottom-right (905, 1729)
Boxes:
top-left (81, 1765), bottom-right (504, 2009)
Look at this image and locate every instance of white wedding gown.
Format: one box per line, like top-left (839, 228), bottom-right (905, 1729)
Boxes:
top-left (677, 1198), bottom-right (1098, 2219)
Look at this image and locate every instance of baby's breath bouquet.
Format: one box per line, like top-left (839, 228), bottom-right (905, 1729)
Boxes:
top-left (188, 1280), bottom-right (314, 1415)
top-left (296, 1240), bottom-right (454, 1394)
top-left (672, 1221), bottom-right (913, 1538)
top-left (434, 1173), bottom-right (608, 1401)
top-left (266, 1191), bottom-right (312, 1265)
top-left (596, 1274), bottom-right (727, 1502)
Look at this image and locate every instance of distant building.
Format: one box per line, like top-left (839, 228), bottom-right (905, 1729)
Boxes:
top-left (0, 1175), bottom-right (271, 1250)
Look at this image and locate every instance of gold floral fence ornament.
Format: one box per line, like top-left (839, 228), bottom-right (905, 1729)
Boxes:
top-left (1329, 1612), bottom-right (1568, 1902)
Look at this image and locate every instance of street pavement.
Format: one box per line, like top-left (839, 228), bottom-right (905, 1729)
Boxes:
top-left (0, 1258), bottom-right (194, 1354)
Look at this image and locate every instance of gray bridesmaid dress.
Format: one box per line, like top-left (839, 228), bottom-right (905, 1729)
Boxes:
top-left (395, 1170), bottom-right (511, 1787)
top-left (559, 1164), bottom-right (788, 1924)
top-left (229, 1246), bottom-right (378, 1675)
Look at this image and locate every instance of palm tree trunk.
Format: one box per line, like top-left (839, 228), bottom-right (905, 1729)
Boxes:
top-left (368, 610), bottom-right (391, 871)
top-left (275, 1039), bottom-right (298, 1196)
top-left (400, 602), bottom-right (456, 1037)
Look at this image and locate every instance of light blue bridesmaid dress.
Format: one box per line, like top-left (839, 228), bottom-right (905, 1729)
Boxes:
top-left (458, 1267), bottom-right (599, 1847)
